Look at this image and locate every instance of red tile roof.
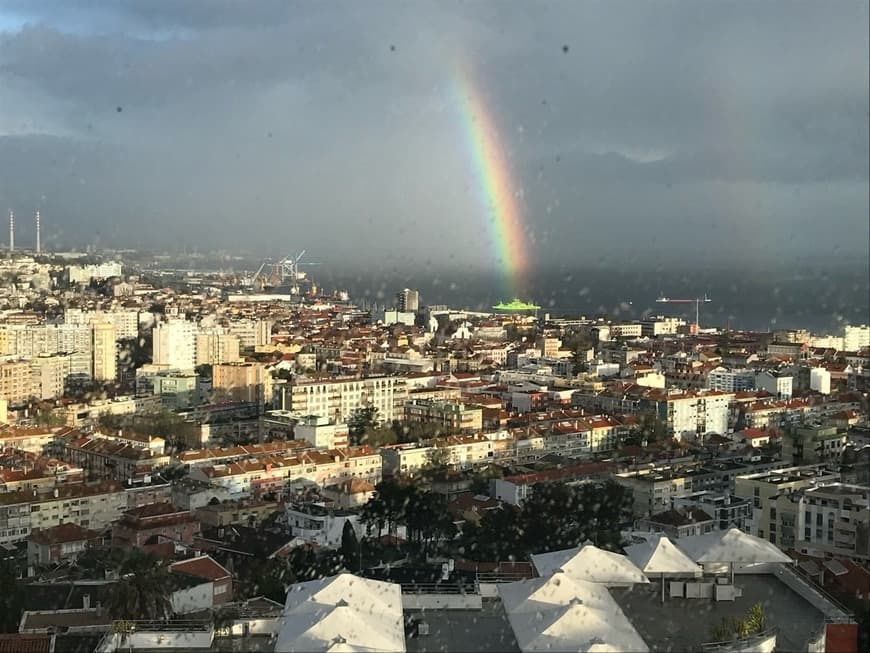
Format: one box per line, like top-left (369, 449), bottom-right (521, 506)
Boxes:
top-left (170, 555), bottom-right (231, 582)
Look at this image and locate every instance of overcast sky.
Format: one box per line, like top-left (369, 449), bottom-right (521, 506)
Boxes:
top-left (0, 1), bottom-right (867, 273)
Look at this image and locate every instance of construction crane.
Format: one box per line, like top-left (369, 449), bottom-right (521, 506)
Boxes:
top-left (655, 293), bottom-right (712, 332)
top-left (250, 250), bottom-right (308, 293)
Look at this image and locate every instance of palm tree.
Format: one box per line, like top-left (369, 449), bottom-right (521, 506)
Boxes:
top-left (104, 550), bottom-right (173, 621)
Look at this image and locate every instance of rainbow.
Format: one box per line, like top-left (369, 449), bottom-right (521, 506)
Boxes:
top-left (454, 62), bottom-right (528, 296)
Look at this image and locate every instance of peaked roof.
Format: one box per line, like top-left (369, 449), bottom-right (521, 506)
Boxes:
top-left (530, 544), bottom-right (649, 585)
top-left (623, 534), bottom-right (703, 575)
top-left (277, 574), bottom-right (405, 653)
top-left (497, 571), bottom-right (615, 615)
top-left (676, 528), bottom-right (792, 564)
top-left (506, 599), bottom-right (649, 653)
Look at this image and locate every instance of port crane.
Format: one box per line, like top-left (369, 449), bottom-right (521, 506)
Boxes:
top-left (655, 293), bottom-right (712, 332)
top-left (250, 250), bottom-right (307, 294)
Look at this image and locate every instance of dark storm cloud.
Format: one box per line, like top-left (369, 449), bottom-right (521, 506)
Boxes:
top-left (0, 1), bottom-right (866, 268)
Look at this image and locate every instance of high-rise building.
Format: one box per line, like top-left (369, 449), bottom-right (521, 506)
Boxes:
top-left (396, 288), bottom-right (419, 313)
top-left (92, 321), bottom-right (117, 382)
top-left (226, 319), bottom-right (272, 349)
top-left (30, 353), bottom-right (73, 399)
top-left (212, 362), bottom-right (272, 407)
top-left (195, 330), bottom-right (241, 365)
top-left (0, 359), bottom-right (35, 405)
top-left (843, 325), bottom-right (869, 352)
top-left (152, 319), bottom-right (196, 370)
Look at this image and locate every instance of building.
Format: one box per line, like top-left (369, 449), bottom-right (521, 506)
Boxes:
top-left (653, 389), bottom-right (734, 440)
top-left (396, 288), bottom-right (420, 312)
top-left (0, 480), bottom-right (128, 545)
top-left (292, 414), bottom-right (349, 449)
top-left (636, 506), bottom-right (716, 538)
top-left (734, 464), bottom-right (840, 541)
top-left (403, 398), bottom-right (483, 433)
top-left (152, 370), bottom-right (201, 410)
top-left (195, 330), bottom-right (241, 365)
top-left (27, 523), bottom-right (101, 568)
top-left (0, 425), bottom-right (67, 455)
top-left (226, 319), bottom-right (272, 349)
top-left (615, 468), bottom-right (695, 518)
top-left (706, 367), bottom-right (756, 393)
top-left (212, 362), bottom-right (272, 407)
top-left (755, 371), bottom-right (793, 400)
top-left (91, 321), bottom-right (117, 382)
top-left (152, 319), bottom-right (196, 370)
top-left (30, 354), bottom-right (72, 399)
top-left (784, 424), bottom-right (847, 464)
top-left (112, 503), bottom-right (200, 547)
top-left (65, 261), bottom-right (122, 284)
top-left (672, 492), bottom-right (753, 531)
top-left (277, 376), bottom-right (408, 424)
top-left (810, 367), bottom-right (831, 394)
top-left (791, 483), bottom-right (869, 561)
top-left (380, 435), bottom-right (494, 476)
top-left (0, 359), bottom-right (35, 405)
top-left (843, 324), bottom-right (869, 352)
top-left (63, 436), bottom-right (170, 482)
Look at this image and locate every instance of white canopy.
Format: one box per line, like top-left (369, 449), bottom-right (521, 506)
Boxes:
top-left (276, 574), bottom-right (405, 653)
top-left (676, 528), bottom-right (792, 565)
top-left (623, 533), bottom-right (703, 576)
top-left (531, 544), bottom-right (649, 586)
top-left (506, 599), bottom-right (649, 653)
top-left (497, 571), bottom-right (616, 615)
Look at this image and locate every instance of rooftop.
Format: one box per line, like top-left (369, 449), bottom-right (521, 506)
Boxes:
top-left (405, 601), bottom-right (519, 653)
top-left (612, 573), bottom-right (827, 652)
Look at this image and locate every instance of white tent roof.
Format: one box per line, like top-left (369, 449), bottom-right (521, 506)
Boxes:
top-left (497, 571), bottom-right (616, 615)
top-left (676, 528), bottom-right (792, 564)
top-left (276, 574), bottom-right (405, 653)
top-left (283, 573), bottom-right (402, 613)
top-left (623, 533), bottom-right (703, 575)
top-left (531, 544), bottom-right (649, 585)
top-left (506, 599), bottom-right (649, 653)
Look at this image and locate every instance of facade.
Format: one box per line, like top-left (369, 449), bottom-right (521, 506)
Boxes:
top-left (64, 436), bottom-right (170, 482)
top-left (755, 371), bottom-right (793, 400)
top-left (195, 330), bottom-right (241, 366)
top-left (792, 483), bottom-right (869, 561)
top-left (30, 353), bottom-right (71, 399)
top-left (403, 398), bottom-right (483, 433)
top-left (784, 425), bottom-right (847, 465)
top-left (706, 368), bottom-right (756, 394)
top-left (615, 468), bottom-right (695, 518)
top-left (293, 414), bottom-right (349, 449)
top-left (655, 390), bottom-right (734, 440)
top-left (733, 464), bottom-right (840, 541)
top-left (112, 503), bottom-right (201, 547)
top-left (27, 522), bottom-right (101, 568)
top-left (0, 359), bottom-right (35, 405)
top-left (396, 288), bottom-right (420, 312)
top-left (843, 324), bottom-right (869, 352)
top-left (152, 371), bottom-right (201, 410)
top-left (91, 321), bottom-right (117, 382)
top-left (380, 435), bottom-right (494, 476)
top-left (212, 362), bottom-right (272, 406)
top-left (152, 319), bottom-right (196, 370)
top-left (0, 480), bottom-right (128, 545)
top-left (810, 367), bottom-right (831, 394)
top-left (226, 319), bottom-right (272, 349)
top-left (278, 376), bottom-right (408, 424)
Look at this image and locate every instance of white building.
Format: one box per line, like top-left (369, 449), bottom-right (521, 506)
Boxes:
top-left (66, 261), bottom-right (122, 284)
top-left (843, 324), bottom-right (869, 352)
top-left (153, 319), bottom-right (196, 370)
top-left (755, 371), bottom-right (792, 400)
top-left (276, 376), bottom-right (408, 424)
top-left (810, 367), bottom-right (831, 395)
top-left (707, 367), bottom-right (756, 393)
top-left (91, 321), bottom-right (117, 382)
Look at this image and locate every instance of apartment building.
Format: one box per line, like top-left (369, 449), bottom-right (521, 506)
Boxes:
top-left (0, 480), bottom-right (128, 545)
top-left (152, 319), bottom-right (196, 369)
top-left (380, 435), bottom-right (494, 476)
top-left (112, 503), bottom-right (201, 547)
top-left (30, 353), bottom-right (72, 399)
top-left (791, 483), bottom-right (869, 561)
top-left (783, 424), bottom-right (848, 465)
top-left (63, 436), bottom-right (171, 482)
top-left (403, 398), bottom-right (483, 433)
top-left (91, 321), bottom-right (117, 382)
top-left (653, 389), bottom-right (734, 440)
top-left (277, 376), bottom-right (408, 424)
top-left (0, 425), bottom-right (71, 455)
top-left (733, 464), bottom-right (840, 541)
top-left (195, 330), bottom-right (241, 365)
top-left (706, 367), bottom-right (756, 394)
top-left (212, 362), bottom-right (272, 407)
top-left (188, 446), bottom-right (382, 500)
top-left (614, 467), bottom-right (695, 518)
top-left (0, 359), bottom-right (35, 405)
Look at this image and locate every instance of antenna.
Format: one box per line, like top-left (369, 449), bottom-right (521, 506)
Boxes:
top-left (8, 210), bottom-right (13, 253)
top-left (35, 210), bottom-right (40, 254)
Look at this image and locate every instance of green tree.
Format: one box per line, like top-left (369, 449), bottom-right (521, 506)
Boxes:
top-left (348, 406), bottom-right (379, 445)
top-left (104, 550), bottom-right (173, 621)
top-left (33, 406), bottom-right (66, 427)
top-left (361, 425), bottom-right (397, 447)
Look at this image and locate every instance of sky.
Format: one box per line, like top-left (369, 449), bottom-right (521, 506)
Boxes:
top-left (0, 1), bottom-right (868, 279)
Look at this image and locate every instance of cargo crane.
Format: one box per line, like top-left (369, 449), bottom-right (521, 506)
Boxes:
top-left (655, 293), bottom-right (712, 333)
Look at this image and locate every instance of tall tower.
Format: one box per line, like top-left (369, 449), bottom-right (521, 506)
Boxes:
top-left (35, 210), bottom-right (40, 254)
top-left (8, 210), bottom-right (13, 253)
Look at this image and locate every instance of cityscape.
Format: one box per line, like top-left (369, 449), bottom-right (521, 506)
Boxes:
top-left (1, 2), bottom-right (868, 653)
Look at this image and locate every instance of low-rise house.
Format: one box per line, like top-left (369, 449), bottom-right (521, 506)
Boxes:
top-left (112, 503), bottom-right (200, 547)
top-left (195, 499), bottom-right (279, 528)
top-left (169, 555), bottom-right (233, 612)
top-left (26, 523), bottom-right (101, 569)
top-left (636, 506), bottom-right (716, 538)
top-left (320, 478), bottom-right (375, 509)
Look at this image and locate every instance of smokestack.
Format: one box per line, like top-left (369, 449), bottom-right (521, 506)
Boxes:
top-left (35, 210), bottom-right (40, 254)
top-left (8, 210), bottom-right (13, 253)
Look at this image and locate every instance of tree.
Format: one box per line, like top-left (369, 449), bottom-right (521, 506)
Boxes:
top-left (104, 550), bottom-right (173, 621)
top-left (0, 561), bottom-right (24, 632)
top-left (341, 521), bottom-right (360, 570)
top-left (348, 406), bottom-right (379, 446)
top-left (361, 425), bottom-right (397, 447)
top-left (33, 406), bottom-right (66, 427)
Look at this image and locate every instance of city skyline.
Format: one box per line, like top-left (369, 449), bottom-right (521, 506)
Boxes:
top-left (0, 1), bottom-right (867, 280)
